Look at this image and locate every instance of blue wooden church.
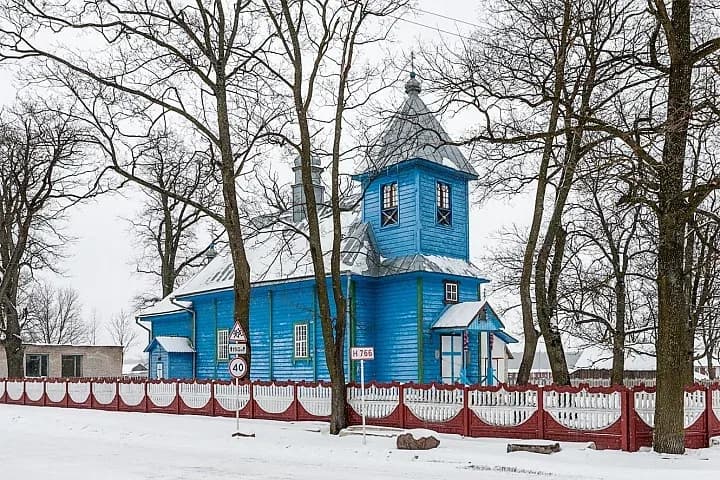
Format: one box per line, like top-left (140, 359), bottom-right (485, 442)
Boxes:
top-left (137, 74), bottom-right (517, 384)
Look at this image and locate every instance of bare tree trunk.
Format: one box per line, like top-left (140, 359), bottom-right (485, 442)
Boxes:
top-left (708, 350), bottom-right (716, 380)
top-left (517, 0), bottom-right (573, 385)
top-left (536, 226), bottom-right (571, 385)
top-left (611, 279), bottom-right (627, 385)
top-left (653, 0), bottom-right (693, 455)
top-left (3, 305), bottom-right (23, 377)
top-left (216, 74), bottom-right (253, 372)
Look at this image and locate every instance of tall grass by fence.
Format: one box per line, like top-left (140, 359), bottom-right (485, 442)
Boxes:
top-left (2, 377), bottom-right (719, 451)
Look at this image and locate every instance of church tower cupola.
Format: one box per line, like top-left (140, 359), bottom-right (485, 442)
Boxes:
top-left (351, 72), bottom-right (479, 261)
top-left (292, 156), bottom-right (325, 222)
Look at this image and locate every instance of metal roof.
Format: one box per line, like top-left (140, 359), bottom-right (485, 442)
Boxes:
top-left (144, 336), bottom-right (195, 354)
top-left (358, 78), bottom-right (477, 177)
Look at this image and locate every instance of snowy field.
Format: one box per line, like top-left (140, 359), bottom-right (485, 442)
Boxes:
top-left (1, 405), bottom-right (719, 480)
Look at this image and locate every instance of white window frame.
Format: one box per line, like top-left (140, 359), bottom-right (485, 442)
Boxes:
top-left (294, 323), bottom-right (309, 359)
top-left (217, 329), bottom-right (229, 361)
top-left (444, 281), bottom-right (458, 303)
top-left (380, 181), bottom-right (399, 226)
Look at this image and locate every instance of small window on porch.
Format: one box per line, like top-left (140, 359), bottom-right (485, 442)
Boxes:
top-left (444, 281), bottom-right (458, 303)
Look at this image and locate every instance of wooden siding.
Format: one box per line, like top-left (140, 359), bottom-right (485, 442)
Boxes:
top-left (149, 311), bottom-right (192, 339)
top-left (351, 277), bottom-right (377, 380)
top-left (417, 168), bottom-right (469, 260)
top-left (371, 274), bottom-right (420, 382)
top-left (362, 168), bottom-right (419, 258)
top-left (148, 348), bottom-right (168, 380)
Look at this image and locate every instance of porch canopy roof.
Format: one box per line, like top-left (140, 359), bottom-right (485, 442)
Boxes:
top-left (431, 301), bottom-right (518, 344)
top-left (144, 336), bottom-right (196, 354)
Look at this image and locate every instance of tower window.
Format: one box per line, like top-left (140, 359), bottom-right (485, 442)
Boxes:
top-left (381, 182), bottom-right (398, 226)
top-left (436, 181), bottom-right (452, 226)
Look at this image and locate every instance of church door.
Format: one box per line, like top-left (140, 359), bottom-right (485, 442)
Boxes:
top-left (440, 335), bottom-right (463, 384)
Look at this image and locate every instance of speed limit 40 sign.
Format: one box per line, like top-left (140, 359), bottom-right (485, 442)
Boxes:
top-left (228, 357), bottom-right (248, 379)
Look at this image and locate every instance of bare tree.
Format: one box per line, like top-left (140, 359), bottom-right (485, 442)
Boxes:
top-left (1, 0), bottom-right (283, 374)
top-left (23, 280), bottom-right (87, 344)
top-left (259, 0), bottom-right (408, 433)
top-left (86, 308), bottom-right (100, 346)
top-left (127, 129), bottom-right (221, 302)
top-left (0, 103), bottom-right (98, 376)
top-left (560, 150), bottom-right (657, 384)
top-left (106, 309), bottom-right (138, 354)
top-left (427, 0), bottom-right (644, 384)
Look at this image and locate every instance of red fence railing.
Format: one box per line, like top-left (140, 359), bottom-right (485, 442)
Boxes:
top-left (1, 377), bottom-right (719, 451)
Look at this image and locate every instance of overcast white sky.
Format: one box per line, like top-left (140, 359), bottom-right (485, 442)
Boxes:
top-left (0, 1), bottom-right (530, 364)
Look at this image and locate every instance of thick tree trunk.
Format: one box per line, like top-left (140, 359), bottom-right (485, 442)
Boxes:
top-left (611, 280), bottom-right (626, 385)
top-left (216, 73), bottom-right (252, 374)
top-left (653, 0), bottom-right (692, 455)
top-left (3, 308), bottom-right (24, 378)
top-left (655, 211), bottom-right (689, 453)
top-left (536, 227), bottom-right (571, 385)
top-left (517, 0), bottom-right (572, 383)
top-left (708, 351), bottom-right (716, 380)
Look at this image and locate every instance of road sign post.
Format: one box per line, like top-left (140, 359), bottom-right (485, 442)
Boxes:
top-left (350, 347), bottom-right (374, 445)
top-left (228, 320), bottom-right (249, 438)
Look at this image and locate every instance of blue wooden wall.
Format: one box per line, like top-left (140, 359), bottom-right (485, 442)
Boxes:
top-left (362, 166), bottom-right (418, 258)
top-left (417, 167), bottom-right (469, 260)
top-left (368, 273), bottom-right (420, 382)
top-left (361, 161), bottom-right (470, 261)
top-left (166, 277), bottom-right (353, 381)
top-left (150, 311), bottom-right (192, 338)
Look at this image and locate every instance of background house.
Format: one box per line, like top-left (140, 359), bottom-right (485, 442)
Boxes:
top-left (507, 344), bottom-right (581, 385)
top-left (0, 344), bottom-right (123, 378)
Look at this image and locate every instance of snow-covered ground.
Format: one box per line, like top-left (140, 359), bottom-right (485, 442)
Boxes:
top-left (1, 404), bottom-right (718, 480)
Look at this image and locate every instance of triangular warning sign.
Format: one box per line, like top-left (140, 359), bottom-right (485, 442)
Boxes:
top-left (229, 321), bottom-right (248, 342)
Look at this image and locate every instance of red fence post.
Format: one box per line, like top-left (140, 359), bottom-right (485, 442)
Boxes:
top-left (293, 383), bottom-right (299, 421)
top-left (537, 385), bottom-right (545, 440)
top-left (463, 385), bottom-right (470, 437)
top-left (706, 385), bottom-right (712, 448)
top-left (620, 387), bottom-right (629, 451)
top-left (399, 383), bottom-right (406, 430)
top-left (143, 380), bottom-right (149, 413)
top-left (250, 381), bottom-right (255, 419)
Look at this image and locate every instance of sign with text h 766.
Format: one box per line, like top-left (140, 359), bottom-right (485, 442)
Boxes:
top-left (351, 347), bottom-right (374, 361)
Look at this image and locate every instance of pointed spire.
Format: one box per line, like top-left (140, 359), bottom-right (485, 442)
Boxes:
top-left (405, 52), bottom-right (421, 95)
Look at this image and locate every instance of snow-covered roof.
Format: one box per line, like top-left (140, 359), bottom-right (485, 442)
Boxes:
top-left (138, 298), bottom-right (193, 318)
top-left (144, 336), bottom-right (195, 353)
top-left (572, 345), bottom-right (656, 372)
top-left (137, 206), bottom-right (487, 318)
top-left (161, 209), bottom-right (377, 297)
top-left (432, 302), bottom-right (487, 329)
top-left (507, 345), bottom-right (582, 374)
top-left (379, 254), bottom-right (485, 278)
top-left (358, 77), bottom-right (477, 177)
top-left (431, 301), bottom-right (518, 343)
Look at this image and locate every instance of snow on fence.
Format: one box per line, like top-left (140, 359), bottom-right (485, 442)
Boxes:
top-left (1, 377), bottom-right (719, 451)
